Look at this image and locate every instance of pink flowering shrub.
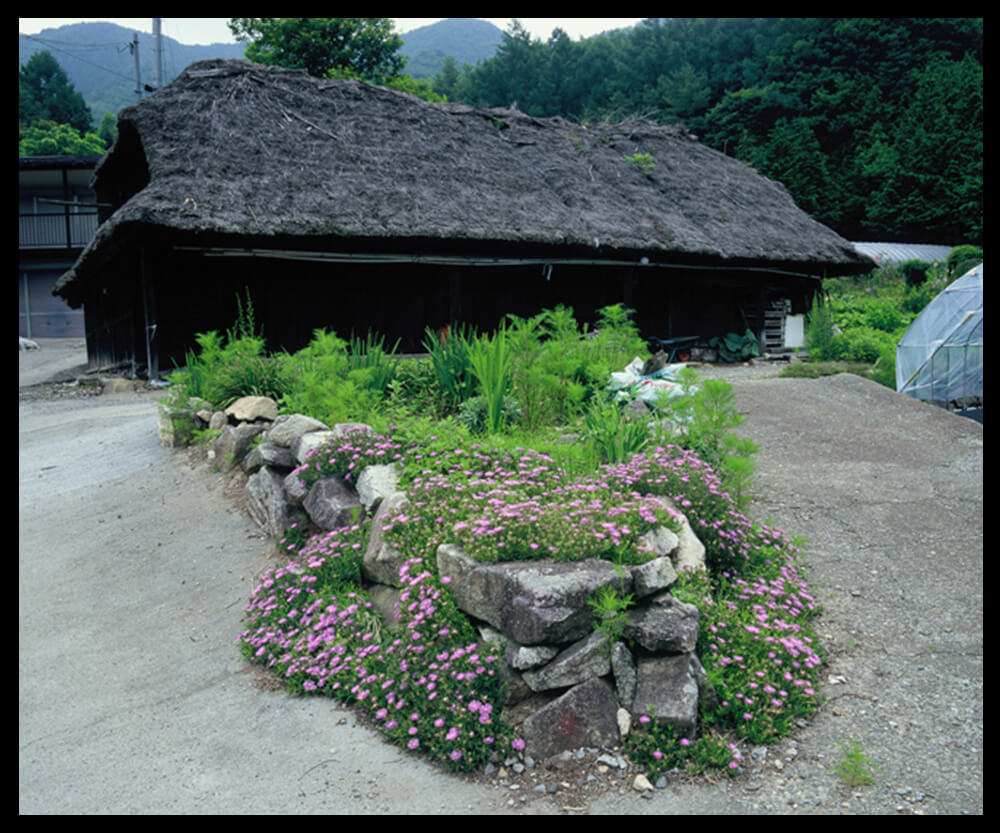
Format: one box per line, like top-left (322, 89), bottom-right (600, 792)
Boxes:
top-left (290, 426), bottom-right (412, 488)
top-left (627, 717), bottom-right (744, 776)
top-left (239, 524), bottom-right (520, 772)
top-left (243, 427), bottom-right (824, 776)
top-left (611, 446), bottom-right (825, 764)
top-left (384, 461), bottom-right (681, 566)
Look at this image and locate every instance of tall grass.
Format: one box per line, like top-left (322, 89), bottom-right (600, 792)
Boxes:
top-left (467, 325), bottom-right (513, 434)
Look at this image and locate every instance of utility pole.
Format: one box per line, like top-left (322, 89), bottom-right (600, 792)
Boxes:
top-left (152, 18), bottom-right (163, 91)
top-left (131, 33), bottom-right (141, 103)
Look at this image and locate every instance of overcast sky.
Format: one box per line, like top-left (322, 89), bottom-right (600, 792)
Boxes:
top-left (20, 18), bottom-right (644, 46)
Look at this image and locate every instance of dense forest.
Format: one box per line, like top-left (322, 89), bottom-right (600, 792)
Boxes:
top-left (437, 18), bottom-right (982, 246)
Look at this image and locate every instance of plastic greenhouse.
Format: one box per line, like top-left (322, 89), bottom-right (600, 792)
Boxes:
top-left (896, 264), bottom-right (982, 413)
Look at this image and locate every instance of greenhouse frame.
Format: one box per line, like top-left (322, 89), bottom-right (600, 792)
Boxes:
top-left (896, 264), bottom-right (983, 415)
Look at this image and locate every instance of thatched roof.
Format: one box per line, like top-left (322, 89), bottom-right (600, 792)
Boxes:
top-left (55, 58), bottom-right (872, 304)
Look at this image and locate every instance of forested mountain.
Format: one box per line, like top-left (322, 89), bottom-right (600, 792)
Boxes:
top-left (399, 18), bottom-right (502, 78)
top-left (18, 21), bottom-right (245, 120)
top-left (446, 18), bottom-right (982, 245)
top-left (17, 18), bottom-right (501, 118)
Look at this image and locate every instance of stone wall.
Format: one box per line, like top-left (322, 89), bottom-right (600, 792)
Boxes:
top-left (160, 394), bottom-right (718, 761)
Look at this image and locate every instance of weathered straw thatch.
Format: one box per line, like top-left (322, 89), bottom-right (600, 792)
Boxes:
top-left (55, 58), bottom-right (870, 308)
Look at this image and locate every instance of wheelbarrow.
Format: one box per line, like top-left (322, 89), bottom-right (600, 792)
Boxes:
top-left (647, 336), bottom-right (698, 363)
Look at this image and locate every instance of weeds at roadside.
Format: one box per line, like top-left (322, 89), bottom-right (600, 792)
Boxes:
top-left (831, 737), bottom-right (881, 787)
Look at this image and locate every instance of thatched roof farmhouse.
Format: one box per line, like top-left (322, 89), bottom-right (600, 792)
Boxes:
top-left (55, 59), bottom-right (872, 375)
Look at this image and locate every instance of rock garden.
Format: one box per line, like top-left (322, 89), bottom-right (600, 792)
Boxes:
top-left (159, 374), bottom-right (824, 786)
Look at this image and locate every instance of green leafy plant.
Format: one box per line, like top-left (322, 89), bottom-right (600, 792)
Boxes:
top-left (467, 326), bottom-right (513, 434)
top-left (864, 300), bottom-right (904, 333)
top-left (946, 244), bottom-right (982, 278)
top-left (278, 328), bottom-right (359, 425)
top-left (348, 330), bottom-right (400, 397)
top-left (655, 369), bottom-right (758, 507)
top-left (625, 715), bottom-right (744, 776)
top-left (588, 581), bottom-right (634, 645)
top-left (709, 329), bottom-right (760, 362)
top-left (208, 346), bottom-right (291, 407)
top-left (583, 396), bottom-right (649, 465)
top-left (804, 295), bottom-right (837, 360)
top-left (423, 323), bottom-right (478, 411)
top-left (900, 258), bottom-right (931, 288)
top-left (623, 151), bottom-right (656, 175)
top-left (831, 738), bottom-right (881, 786)
top-left (456, 393), bottom-right (522, 435)
top-left (381, 357), bottom-right (449, 421)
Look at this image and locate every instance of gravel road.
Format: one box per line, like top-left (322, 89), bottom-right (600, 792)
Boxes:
top-left (19, 345), bottom-right (982, 814)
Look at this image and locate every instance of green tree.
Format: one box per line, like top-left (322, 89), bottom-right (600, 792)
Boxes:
top-left (228, 18), bottom-right (405, 83)
top-left (96, 112), bottom-right (118, 149)
top-left (461, 20), bottom-right (546, 109)
top-left (432, 55), bottom-right (461, 100)
top-left (862, 53), bottom-right (982, 243)
top-left (383, 74), bottom-right (445, 103)
top-left (758, 117), bottom-right (841, 227)
top-left (19, 121), bottom-right (106, 156)
top-left (19, 51), bottom-right (92, 134)
top-left (647, 63), bottom-right (711, 121)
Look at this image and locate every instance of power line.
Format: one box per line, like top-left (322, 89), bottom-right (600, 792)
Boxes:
top-left (21, 33), bottom-right (137, 85)
top-left (23, 34), bottom-right (127, 49)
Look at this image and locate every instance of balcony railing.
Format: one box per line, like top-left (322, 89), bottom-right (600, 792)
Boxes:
top-left (19, 212), bottom-right (99, 250)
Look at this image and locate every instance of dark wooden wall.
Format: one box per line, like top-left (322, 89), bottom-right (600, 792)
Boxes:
top-left (85, 246), bottom-right (818, 377)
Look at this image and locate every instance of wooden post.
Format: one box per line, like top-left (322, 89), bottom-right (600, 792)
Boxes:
top-left (139, 249), bottom-right (159, 379)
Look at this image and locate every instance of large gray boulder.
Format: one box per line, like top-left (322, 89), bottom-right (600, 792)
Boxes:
top-left (290, 431), bottom-right (340, 465)
top-left (265, 413), bottom-right (330, 447)
top-left (504, 641), bottom-right (559, 671)
top-left (245, 465), bottom-right (307, 538)
top-left (654, 497), bottom-right (706, 570)
top-left (355, 463), bottom-right (401, 514)
top-left (521, 677), bottom-right (621, 760)
top-left (362, 492), bottom-right (412, 587)
top-left (283, 470), bottom-right (309, 506)
top-left (632, 654), bottom-right (702, 737)
top-left (302, 475), bottom-right (364, 530)
top-left (224, 395), bottom-right (278, 423)
top-left (212, 423), bottom-right (267, 472)
top-left (628, 555), bottom-right (679, 598)
top-left (521, 630), bottom-right (612, 692)
top-left (289, 422), bottom-right (372, 465)
top-left (436, 544), bottom-right (631, 646)
top-left (241, 441), bottom-right (297, 475)
top-left (611, 641), bottom-right (638, 707)
top-left (625, 593), bottom-right (699, 654)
